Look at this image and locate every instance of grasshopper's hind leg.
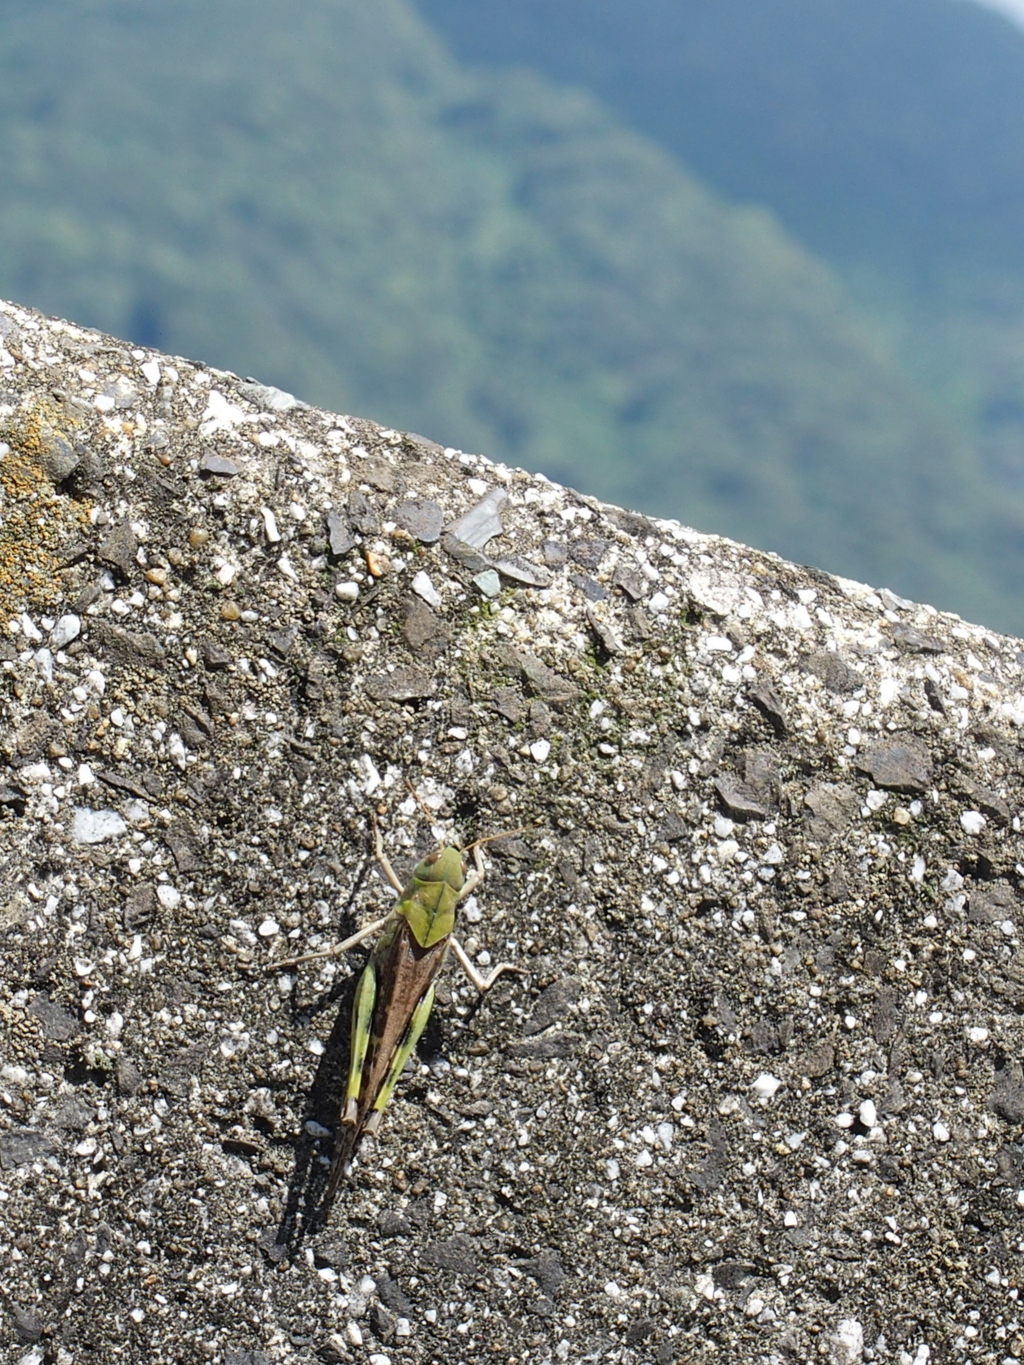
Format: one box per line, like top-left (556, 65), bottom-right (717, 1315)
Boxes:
top-left (342, 955), bottom-right (379, 1125)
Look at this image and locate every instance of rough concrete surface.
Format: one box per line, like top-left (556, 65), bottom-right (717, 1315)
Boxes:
top-left (0, 296), bottom-right (1023, 1364)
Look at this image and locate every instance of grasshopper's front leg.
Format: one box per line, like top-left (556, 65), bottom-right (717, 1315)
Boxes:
top-left (372, 813), bottom-right (406, 894)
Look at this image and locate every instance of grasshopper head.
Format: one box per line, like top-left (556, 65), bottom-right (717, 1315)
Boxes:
top-left (414, 845), bottom-right (466, 891)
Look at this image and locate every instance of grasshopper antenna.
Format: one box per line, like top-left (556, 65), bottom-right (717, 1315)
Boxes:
top-left (462, 827), bottom-right (527, 853)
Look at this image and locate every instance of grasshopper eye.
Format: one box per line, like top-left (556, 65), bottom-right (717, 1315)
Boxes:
top-left (425, 851), bottom-right (440, 866)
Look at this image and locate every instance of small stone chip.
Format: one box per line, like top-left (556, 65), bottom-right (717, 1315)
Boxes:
top-left (891, 624), bottom-right (945, 654)
top-left (403, 598), bottom-right (450, 653)
top-left (473, 569), bottom-right (501, 598)
top-left (97, 521), bottom-right (139, 577)
top-left (261, 506), bottom-right (281, 543)
top-left (960, 809), bottom-right (986, 835)
top-left (446, 487), bottom-right (507, 548)
top-left (856, 738), bottom-right (932, 792)
top-left (831, 1320), bottom-right (865, 1365)
top-left (714, 778), bottom-right (767, 820)
top-left (360, 456), bottom-right (398, 492)
top-left (0, 1130), bottom-right (57, 1169)
top-left (752, 1073), bottom-right (782, 1101)
top-left (490, 554), bottom-right (552, 587)
top-left (237, 380), bottom-right (305, 412)
top-left (570, 572), bottom-right (605, 600)
top-left (199, 453), bottom-right (241, 477)
top-left (326, 507), bottom-right (357, 556)
top-left (394, 497), bottom-right (444, 544)
top-left (51, 613), bottom-right (81, 648)
top-left (202, 639), bottom-right (232, 668)
top-left (411, 570), bottom-right (442, 610)
top-left (28, 996), bottom-right (78, 1042)
top-left (442, 533), bottom-right (491, 572)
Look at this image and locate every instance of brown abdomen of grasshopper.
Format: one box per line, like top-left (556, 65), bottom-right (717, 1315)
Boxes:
top-left (325, 917), bottom-right (450, 1199)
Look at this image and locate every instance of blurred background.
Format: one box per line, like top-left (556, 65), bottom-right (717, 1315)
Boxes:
top-left (3, 0), bottom-right (1024, 633)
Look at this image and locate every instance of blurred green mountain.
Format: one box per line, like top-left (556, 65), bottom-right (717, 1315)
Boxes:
top-left (0, 0), bottom-right (1015, 627)
top-left (414, 0), bottom-right (1024, 627)
top-left (414, 0), bottom-right (1024, 288)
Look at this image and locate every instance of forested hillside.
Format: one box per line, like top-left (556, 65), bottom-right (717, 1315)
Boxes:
top-left (415, 0), bottom-right (1024, 287)
top-left (415, 0), bottom-right (1024, 625)
top-left (0, 0), bottom-right (1016, 627)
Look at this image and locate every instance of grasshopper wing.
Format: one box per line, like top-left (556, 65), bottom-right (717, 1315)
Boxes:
top-left (325, 915), bottom-right (450, 1200)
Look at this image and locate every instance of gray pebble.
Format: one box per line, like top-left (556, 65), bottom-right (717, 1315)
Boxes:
top-left (472, 569), bottom-right (501, 598)
top-left (856, 737), bottom-right (932, 792)
top-left (394, 497), bottom-right (444, 544)
top-left (199, 452), bottom-right (241, 476)
top-left (447, 487), bottom-right (506, 548)
top-left (0, 1129), bottom-right (57, 1170)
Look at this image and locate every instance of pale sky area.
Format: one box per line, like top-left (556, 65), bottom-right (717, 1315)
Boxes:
top-left (973, 0), bottom-right (1024, 24)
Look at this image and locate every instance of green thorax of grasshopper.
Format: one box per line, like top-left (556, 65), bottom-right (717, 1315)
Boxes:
top-left (395, 844), bottom-right (466, 949)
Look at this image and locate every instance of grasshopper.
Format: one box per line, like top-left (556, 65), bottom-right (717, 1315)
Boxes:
top-left (272, 817), bottom-right (523, 1201)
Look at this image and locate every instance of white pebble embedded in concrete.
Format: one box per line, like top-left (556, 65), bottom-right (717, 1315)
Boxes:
top-left (858, 1099), bottom-right (877, 1128)
top-left (72, 808), bottom-right (128, 844)
top-left (411, 570), bottom-right (442, 609)
top-left (830, 1318), bottom-right (865, 1365)
top-left (752, 1073), bottom-right (782, 1102)
top-left (51, 614), bottom-right (81, 648)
